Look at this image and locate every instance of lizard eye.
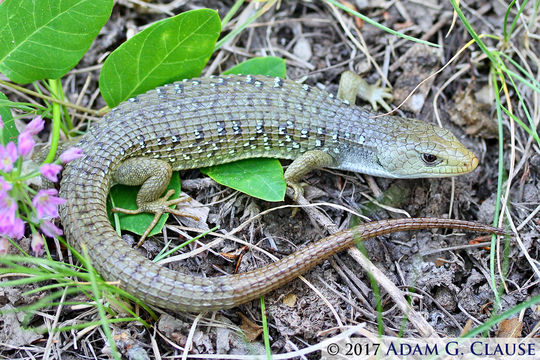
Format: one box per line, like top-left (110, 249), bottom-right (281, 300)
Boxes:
top-left (422, 153), bottom-right (438, 165)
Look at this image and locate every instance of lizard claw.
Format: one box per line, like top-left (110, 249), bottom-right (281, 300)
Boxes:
top-left (287, 181), bottom-right (307, 202)
top-left (111, 189), bottom-right (199, 247)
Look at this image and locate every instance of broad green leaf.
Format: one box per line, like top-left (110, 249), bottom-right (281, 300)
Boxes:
top-left (107, 172), bottom-right (181, 238)
top-left (0, 93), bottom-right (18, 145)
top-left (201, 158), bottom-right (286, 202)
top-left (99, 9), bottom-right (220, 107)
top-left (0, 0), bottom-right (113, 84)
top-left (223, 56), bottom-right (286, 77)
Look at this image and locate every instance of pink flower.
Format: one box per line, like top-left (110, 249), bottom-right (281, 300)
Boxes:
top-left (31, 232), bottom-right (44, 255)
top-left (32, 189), bottom-right (66, 219)
top-left (59, 147), bottom-right (83, 163)
top-left (17, 132), bottom-right (35, 157)
top-left (40, 220), bottom-right (63, 238)
top-left (0, 177), bottom-right (12, 195)
top-left (7, 218), bottom-right (24, 239)
top-left (0, 196), bottom-right (23, 240)
top-left (25, 116), bottom-right (44, 136)
top-left (40, 164), bottom-right (63, 182)
top-left (0, 195), bottom-right (17, 225)
top-left (0, 142), bottom-right (17, 172)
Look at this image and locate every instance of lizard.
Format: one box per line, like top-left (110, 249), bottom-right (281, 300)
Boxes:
top-left (58, 74), bottom-right (503, 312)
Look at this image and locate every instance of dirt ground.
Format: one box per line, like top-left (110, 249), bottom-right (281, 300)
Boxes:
top-left (1, 0), bottom-right (539, 358)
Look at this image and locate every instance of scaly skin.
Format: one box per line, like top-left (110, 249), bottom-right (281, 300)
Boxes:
top-left (59, 75), bottom-right (498, 312)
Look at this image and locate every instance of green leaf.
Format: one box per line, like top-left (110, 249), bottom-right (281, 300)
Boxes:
top-left (223, 56), bottom-right (286, 77)
top-left (0, 93), bottom-right (18, 145)
top-left (107, 172), bottom-right (182, 238)
top-left (99, 9), bottom-right (221, 107)
top-left (201, 158), bottom-right (286, 202)
top-left (0, 0), bottom-right (113, 84)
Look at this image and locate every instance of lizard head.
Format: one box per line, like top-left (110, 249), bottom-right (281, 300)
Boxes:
top-left (375, 119), bottom-right (479, 178)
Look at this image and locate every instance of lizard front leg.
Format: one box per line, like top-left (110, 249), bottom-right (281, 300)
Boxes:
top-left (284, 150), bottom-right (337, 200)
top-left (338, 70), bottom-right (393, 112)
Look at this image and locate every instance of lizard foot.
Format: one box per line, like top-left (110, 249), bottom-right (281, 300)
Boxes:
top-left (287, 181), bottom-right (308, 202)
top-left (287, 181), bottom-right (309, 218)
top-left (111, 189), bottom-right (199, 247)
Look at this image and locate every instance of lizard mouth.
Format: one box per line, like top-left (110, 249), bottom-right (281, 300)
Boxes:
top-left (469, 154), bottom-right (479, 171)
top-left (460, 150), bottom-right (479, 174)
top-left (446, 151), bottom-right (478, 175)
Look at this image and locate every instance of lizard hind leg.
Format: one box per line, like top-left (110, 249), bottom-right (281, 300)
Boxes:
top-left (110, 157), bottom-right (198, 246)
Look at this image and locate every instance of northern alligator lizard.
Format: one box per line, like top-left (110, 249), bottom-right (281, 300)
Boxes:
top-left (59, 74), bottom-right (503, 312)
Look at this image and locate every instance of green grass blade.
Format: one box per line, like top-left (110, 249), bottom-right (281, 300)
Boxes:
top-left (325, 0), bottom-right (439, 48)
